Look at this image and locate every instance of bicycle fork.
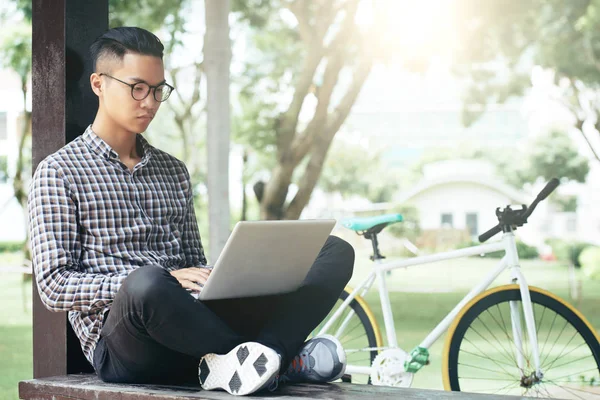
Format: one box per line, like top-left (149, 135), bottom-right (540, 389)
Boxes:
top-left (510, 264), bottom-right (544, 385)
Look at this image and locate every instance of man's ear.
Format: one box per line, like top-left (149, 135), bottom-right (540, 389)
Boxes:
top-left (90, 73), bottom-right (102, 97)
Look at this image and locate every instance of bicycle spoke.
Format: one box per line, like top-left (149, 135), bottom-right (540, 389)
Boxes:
top-left (543, 380), bottom-right (590, 400)
top-left (535, 304), bottom-right (546, 338)
top-left (464, 326), bottom-right (519, 372)
top-left (541, 332), bottom-right (582, 371)
top-left (498, 382), bottom-right (522, 395)
top-left (540, 317), bottom-right (570, 367)
top-left (544, 384), bottom-right (600, 399)
top-left (492, 302), bottom-right (523, 366)
top-left (544, 367), bottom-right (600, 383)
top-left (457, 376), bottom-right (520, 381)
top-left (465, 381), bottom-right (521, 393)
top-left (459, 349), bottom-right (516, 369)
top-left (458, 360), bottom-right (516, 380)
top-left (537, 383), bottom-right (556, 399)
top-left (539, 311), bottom-right (559, 361)
top-left (481, 308), bottom-right (522, 367)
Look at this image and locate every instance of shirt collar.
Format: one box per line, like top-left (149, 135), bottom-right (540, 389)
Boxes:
top-left (82, 125), bottom-right (153, 163)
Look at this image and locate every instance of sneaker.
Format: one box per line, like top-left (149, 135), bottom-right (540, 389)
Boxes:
top-left (280, 334), bottom-right (346, 384)
top-left (198, 342), bottom-right (280, 396)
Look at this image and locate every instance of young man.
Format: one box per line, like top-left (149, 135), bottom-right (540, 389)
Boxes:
top-left (28, 27), bottom-right (355, 396)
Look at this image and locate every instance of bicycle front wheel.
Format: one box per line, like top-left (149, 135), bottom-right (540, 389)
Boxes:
top-left (443, 284), bottom-right (600, 398)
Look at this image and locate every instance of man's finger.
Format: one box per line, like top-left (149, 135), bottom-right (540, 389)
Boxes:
top-left (178, 279), bottom-right (203, 292)
top-left (176, 268), bottom-right (210, 281)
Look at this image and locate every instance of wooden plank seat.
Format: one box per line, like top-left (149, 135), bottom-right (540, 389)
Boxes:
top-left (19, 374), bottom-right (535, 400)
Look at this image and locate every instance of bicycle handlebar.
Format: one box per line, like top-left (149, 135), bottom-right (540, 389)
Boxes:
top-left (478, 225), bottom-right (502, 243)
top-left (536, 178), bottom-right (560, 202)
top-left (522, 177), bottom-right (560, 220)
top-left (478, 178), bottom-right (560, 243)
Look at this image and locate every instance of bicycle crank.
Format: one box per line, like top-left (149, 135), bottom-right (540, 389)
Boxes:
top-left (370, 349), bottom-right (414, 387)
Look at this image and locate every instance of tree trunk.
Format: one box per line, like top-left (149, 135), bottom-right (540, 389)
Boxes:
top-left (260, 161), bottom-right (296, 219)
top-left (15, 77), bottom-right (32, 259)
top-left (284, 133), bottom-right (335, 220)
top-left (204, 0), bottom-right (231, 260)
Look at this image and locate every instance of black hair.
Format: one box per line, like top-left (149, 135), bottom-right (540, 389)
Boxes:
top-left (89, 27), bottom-right (164, 71)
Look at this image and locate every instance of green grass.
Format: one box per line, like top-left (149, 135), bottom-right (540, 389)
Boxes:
top-left (0, 253), bottom-right (32, 400)
top-left (1, 249), bottom-right (600, 397)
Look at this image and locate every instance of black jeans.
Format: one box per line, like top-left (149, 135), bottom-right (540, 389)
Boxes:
top-left (93, 235), bottom-right (354, 384)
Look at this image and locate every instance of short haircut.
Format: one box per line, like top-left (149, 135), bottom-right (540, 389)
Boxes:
top-left (90, 27), bottom-right (164, 71)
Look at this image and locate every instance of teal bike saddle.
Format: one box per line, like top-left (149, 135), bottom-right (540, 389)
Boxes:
top-left (341, 213), bottom-right (403, 234)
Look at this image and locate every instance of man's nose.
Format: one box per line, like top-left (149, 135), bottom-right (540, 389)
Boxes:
top-left (141, 92), bottom-right (160, 109)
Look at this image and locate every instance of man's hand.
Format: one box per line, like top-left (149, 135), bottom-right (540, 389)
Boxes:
top-left (170, 266), bottom-right (213, 292)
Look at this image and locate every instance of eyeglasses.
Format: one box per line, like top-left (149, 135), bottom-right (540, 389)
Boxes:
top-left (99, 73), bottom-right (174, 102)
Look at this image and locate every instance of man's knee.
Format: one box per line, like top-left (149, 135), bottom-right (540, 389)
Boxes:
top-left (326, 235), bottom-right (355, 282)
top-left (120, 265), bottom-right (172, 304)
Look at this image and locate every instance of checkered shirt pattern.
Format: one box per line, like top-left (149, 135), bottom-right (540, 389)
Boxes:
top-left (28, 126), bottom-right (207, 366)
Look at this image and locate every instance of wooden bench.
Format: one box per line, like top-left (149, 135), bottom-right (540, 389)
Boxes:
top-left (20, 374), bottom-right (534, 399)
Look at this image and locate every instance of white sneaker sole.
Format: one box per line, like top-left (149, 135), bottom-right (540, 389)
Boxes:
top-left (199, 342), bottom-right (280, 396)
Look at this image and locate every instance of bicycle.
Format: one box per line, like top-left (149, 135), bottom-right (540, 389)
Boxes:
top-left (315, 178), bottom-right (600, 399)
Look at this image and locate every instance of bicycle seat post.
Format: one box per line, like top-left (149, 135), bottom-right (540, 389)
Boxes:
top-left (365, 232), bottom-right (385, 262)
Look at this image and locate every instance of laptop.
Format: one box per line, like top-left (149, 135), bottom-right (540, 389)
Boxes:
top-left (197, 219), bottom-right (336, 301)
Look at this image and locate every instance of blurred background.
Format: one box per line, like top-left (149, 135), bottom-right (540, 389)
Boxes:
top-left (1, 0), bottom-right (600, 399)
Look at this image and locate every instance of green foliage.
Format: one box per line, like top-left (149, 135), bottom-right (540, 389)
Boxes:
top-left (522, 130), bottom-right (589, 184)
top-left (579, 246), bottom-right (600, 280)
top-left (460, 239), bottom-right (539, 259)
top-left (411, 129), bottom-right (589, 189)
top-left (515, 240), bottom-right (540, 260)
top-left (0, 156), bottom-right (7, 183)
top-left (109, 0), bottom-right (187, 33)
top-left (546, 238), bottom-right (593, 268)
top-left (0, 23), bottom-right (31, 84)
top-left (231, 0), bottom-right (278, 28)
top-left (0, 242), bottom-right (24, 253)
top-left (318, 141), bottom-right (399, 203)
top-left (552, 194), bottom-right (578, 212)
top-left (12, 0), bottom-right (31, 21)
top-left (231, 1), bottom-right (303, 158)
top-left (453, 0), bottom-right (600, 161)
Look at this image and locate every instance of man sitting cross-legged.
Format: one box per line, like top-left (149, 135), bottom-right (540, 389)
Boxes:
top-left (28, 26), bottom-right (355, 396)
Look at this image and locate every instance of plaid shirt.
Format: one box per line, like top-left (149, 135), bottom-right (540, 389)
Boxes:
top-left (28, 126), bottom-right (207, 365)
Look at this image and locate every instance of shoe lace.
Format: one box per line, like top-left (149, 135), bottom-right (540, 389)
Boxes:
top-left (268, 352), bottom-right (311, 392)
top-left (286, 352), bottom-right (311, 376)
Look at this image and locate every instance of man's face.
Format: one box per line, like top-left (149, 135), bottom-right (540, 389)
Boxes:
top-left (96, 53), bottom-right (165, 134)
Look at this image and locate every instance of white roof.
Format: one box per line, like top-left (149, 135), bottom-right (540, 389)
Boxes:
top-left (396, 162), bottom-right (530, 205)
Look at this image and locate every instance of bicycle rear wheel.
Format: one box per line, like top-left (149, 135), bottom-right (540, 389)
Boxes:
top-left (443, 285), bottom-right (600, 398)
top-left (312, 287), bottom-right (382, 384)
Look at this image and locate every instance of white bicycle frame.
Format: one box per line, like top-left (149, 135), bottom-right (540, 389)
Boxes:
top-left (317, 231), bottom-right (543, 378)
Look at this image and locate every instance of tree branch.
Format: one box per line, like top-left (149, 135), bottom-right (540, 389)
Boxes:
top-left (285, 55), bottom-right (372, 219)
top-left (288, 0), bottom-right (359, 162)
top-left (288, 0), bottom-right (313, 46)
top-left (326, 56), bottom-right (372, 134)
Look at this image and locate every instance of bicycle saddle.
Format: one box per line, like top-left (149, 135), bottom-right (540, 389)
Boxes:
top-left (341, 213), bottom-right (403, 235)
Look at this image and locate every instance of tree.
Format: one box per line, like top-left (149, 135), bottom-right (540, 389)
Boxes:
top-left (524, 130), bottom-right (590, 183)
top-left (409, 129), bottom-right (589, 190)
top-left (0, 22), bottom-right (32, 258)
top-left (232, 0), bottom-right (382, 220)
top-left (318, 140), bottom-right (400, 203)
top-left (204, 0), bottom-right (232, 258)
top-left (452, 0), bottom-right (600, 163)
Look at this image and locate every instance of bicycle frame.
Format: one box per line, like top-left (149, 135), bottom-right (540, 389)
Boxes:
top-left (318, 231), bottom-right (543, 378)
